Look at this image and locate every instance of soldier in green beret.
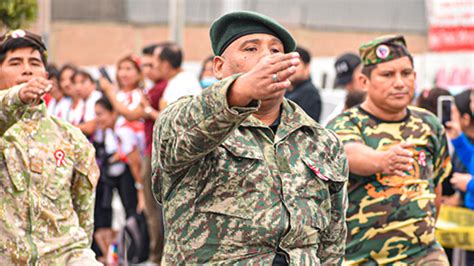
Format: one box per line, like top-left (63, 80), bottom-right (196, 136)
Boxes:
top-left (0, 30), bottom-right (100, 265)
top-left (152, 11), bottom-right (348, 265)
top-left (327, 35), bottom-right (452, 265)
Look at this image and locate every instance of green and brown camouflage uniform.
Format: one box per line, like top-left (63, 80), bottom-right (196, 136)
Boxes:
top-left (0, 85), bottom-right (100, 265)
top-left (327, 106), bottom-right (452, 265)
top-left (152, 74), bottom-right (349, 265)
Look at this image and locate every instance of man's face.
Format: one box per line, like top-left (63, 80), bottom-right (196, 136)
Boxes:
top-left (151, 47), bottom-right (164, 81)
top-left (141, 54), bottom-right (154, 79)
top-left (362, 56), bottom-right (416, 114)
top-left (214, 33), bottom-right (284, 79)
top-left (0, 47), bottom-right (47, 90)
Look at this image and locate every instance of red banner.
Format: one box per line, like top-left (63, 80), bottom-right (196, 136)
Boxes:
top-left (429, 26), bottom-right (474, 51)
top-left (427, 0), bottom-right (474, 51)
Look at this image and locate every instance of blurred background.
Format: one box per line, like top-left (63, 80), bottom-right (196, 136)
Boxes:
top-left (1, 0), bottom-right (473, 115)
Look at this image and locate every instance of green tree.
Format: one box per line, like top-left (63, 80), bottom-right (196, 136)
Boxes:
top-left (0, 0), bottom-right (38, 30)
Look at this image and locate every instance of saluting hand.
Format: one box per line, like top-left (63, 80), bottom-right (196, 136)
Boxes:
top-left (229, 52), bottom-right (300, 107)
top-left (18, 77), bottom-right (52, 104)
top-left (379, 142), bottom-right (415, 176)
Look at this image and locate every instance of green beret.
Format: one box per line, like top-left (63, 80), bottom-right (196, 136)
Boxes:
top-left (210, 11), bottom-right (296, 56)
top-left (0, 29), bottom-right (48, 61)
top-left (359, 35), bottom-right (410, 66)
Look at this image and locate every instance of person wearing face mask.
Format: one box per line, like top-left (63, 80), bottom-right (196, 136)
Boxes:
top-left (152, 11), bottom-right (348, 265)
top-left (199, 55), bottom-right (218, 88)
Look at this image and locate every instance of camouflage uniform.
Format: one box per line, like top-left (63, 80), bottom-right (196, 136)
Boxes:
top-left (327, 106), bottom-right (452, 265)
top-left (152, 75), bottom-right (349, 265)
top-left (0, 85), bottom-right (100, 265)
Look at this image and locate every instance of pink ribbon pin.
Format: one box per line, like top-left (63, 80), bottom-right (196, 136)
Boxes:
top-left (418, 150), bottom-right (426, 167)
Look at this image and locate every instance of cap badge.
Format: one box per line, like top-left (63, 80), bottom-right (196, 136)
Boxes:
top-left (376, 44), bottom-right (390, 59)
top-left (11, 30), bottom-right (26, 39)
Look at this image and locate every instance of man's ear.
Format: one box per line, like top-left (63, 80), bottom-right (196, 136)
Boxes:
top-left (359, 73), bottom-right (370, 91)
top-left (213, 56), bottom-right (224, 80)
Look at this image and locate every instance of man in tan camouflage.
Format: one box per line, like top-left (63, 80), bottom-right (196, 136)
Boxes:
top-left (152, 11), bottom-right (348, 265)
top-left (0, 30), bottom-right (100, 265)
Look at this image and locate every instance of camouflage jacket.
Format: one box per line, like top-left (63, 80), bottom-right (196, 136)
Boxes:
top-left (152, 75), bottom-right (349, 265)
top-left (0, 85), bottom-right (100, 265)
top-left (327, 106), bottom-right (452, 265)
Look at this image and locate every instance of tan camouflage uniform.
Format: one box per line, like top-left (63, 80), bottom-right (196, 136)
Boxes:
top-left (152, 75), bottom-right (349, 265)
top-left (0, 85), bottom-right (100, 265)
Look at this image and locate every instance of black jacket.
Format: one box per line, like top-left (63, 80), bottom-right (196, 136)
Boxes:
top-left (284, 78), bottom-right (322, 122)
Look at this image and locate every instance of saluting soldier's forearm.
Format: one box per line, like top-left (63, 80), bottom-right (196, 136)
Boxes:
top-left (0, 85), bottom-right (27, 136)
top-left (155, 74), bottom-right (259, 174)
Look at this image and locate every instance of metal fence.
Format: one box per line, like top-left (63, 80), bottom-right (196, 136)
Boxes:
top-left (52, 0), bottom-right (427, 32)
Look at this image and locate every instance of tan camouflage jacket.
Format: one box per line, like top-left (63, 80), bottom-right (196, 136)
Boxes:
top-left (152, 75), bottom-right (349, 265)
top-left (0, 85), bottom-right (99, 265)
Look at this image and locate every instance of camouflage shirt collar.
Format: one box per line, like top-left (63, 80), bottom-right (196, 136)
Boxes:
top-left (240, 99), bottom-right (318, 133)
top-left (23, 101), bottom-right (47, 122)
top-left (358, 106), bottom-right (411, 124)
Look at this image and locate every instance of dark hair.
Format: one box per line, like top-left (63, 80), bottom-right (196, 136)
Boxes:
top-left (159, 45), bottom-right (182, 69)
top-left (95, 96), bottom-right (114, 112)
top-left (0, 38), bottom-right (48, 65)
top-left (59, 64), bottom-right (78, 80)
top-left (142, 44), bottom-right (159, 56)
top-left (46, 64), bottom-right (59, 80)
top-left (72, 69), bottom-right (95, 83)
top-left (295, 46), bottom-right (310, 65)
top-left (454, 89), bottom-right (473, 118)
top-left (362, 54), bottom-right (414, 78)
top-left (345, 90), bottom-right (367, 110)
top-left (416, 87), bottom-right (451, 115)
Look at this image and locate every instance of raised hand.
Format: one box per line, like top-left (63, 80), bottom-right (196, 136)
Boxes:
top-left (18, 77), bottom-right (52, 104)
top-left (228, 52), bottom-right (300, 107)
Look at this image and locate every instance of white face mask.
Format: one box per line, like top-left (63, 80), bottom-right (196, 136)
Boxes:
top-left (200, 76), bottom-right (218, 88)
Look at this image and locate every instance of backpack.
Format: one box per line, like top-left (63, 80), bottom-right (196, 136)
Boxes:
top-left (117, 213), bottom-right (150, 264)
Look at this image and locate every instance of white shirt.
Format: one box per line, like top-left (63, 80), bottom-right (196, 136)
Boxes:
top-left (94, 117), bottom-right (142, 177)
top-left (66, 99), bottom-right (86, 126)
top-left (116, 89), bottom-right (142, 110)
top-left (162, 71), bottom-right (201, 105)
top-left (83, 90), bottom-right (102, 122)
top-left (47, 97), bottom-right (71, 120)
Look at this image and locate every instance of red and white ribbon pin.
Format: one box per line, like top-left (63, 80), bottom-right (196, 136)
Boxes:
top-left (54, 150), bottom-right (65, 167)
